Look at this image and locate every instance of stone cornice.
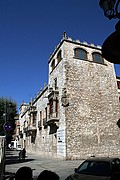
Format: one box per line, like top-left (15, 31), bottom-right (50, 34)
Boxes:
top-left (48, 36), bottom-right (101, 64)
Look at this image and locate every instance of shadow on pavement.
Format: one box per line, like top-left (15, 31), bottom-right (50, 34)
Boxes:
top-left (5, 150), bottom-right (35, 179)
top-left (5, 149), bottom-right (35, 165)
top-left (5, 158), bottom-right (35, 165)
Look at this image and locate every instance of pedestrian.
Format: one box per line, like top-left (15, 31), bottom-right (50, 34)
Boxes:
top-left (22, 148), bottom-right (26, 159)
top-left (37, 170), bottom-right (59, 180)
top-left (19, 150), bottom-right (22, 160)
top-left (15, 166), bottom-right (33, 180)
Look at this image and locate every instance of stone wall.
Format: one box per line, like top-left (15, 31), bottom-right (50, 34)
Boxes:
top-left (49, 51), bottom-right (67, 158)
top-left (62, 41), bottom-right (120, 159)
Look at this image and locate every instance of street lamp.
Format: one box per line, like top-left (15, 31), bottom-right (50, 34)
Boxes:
top-left (99, 0), bottom-right (120, 19)
top-left (99, 0), bottom-right (120, 64)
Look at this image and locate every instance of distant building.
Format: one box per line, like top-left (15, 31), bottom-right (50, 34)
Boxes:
top-left (13, 114), bottom-right (19, 140)
top-left (18, 34), bottom-right (120, 159)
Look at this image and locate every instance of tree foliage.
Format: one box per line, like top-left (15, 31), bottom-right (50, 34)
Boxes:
top-left (0, 97), bottom-right (17, 145)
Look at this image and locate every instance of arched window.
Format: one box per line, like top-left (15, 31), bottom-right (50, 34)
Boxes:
top-left (74, 48), bottom-right (87, 60)
top-left (51, 59), bottom-right (55, 71)
top-left (117, 80), bottom-right (120, 90)
top-left (92, 52), bottom-right (104, 64)
top-left (57, 50), bottom-right (62, 63)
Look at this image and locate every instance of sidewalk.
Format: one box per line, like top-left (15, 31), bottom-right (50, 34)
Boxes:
top-left (5, 150), bottom-right (83, 180)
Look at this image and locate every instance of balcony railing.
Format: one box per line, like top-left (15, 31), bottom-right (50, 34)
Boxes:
top-left (27, 124), bottom-right (37, 131)
top-left (47, 112), bottom-right (59, 125)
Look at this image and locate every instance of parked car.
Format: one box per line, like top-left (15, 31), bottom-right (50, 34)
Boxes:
top-left (16, 145), bottom-right (22, 151)
top-left (65, 157), bottom-right (120, 180)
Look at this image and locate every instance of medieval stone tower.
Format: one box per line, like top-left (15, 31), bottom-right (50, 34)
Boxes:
top-left (19, 34), bottom-right (120, 159)
top-left (48, 34), bottom-right (120, 159)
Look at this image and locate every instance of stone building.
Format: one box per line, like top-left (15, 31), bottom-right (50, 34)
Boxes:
top-left (18, 34), bottom-right (120, 159)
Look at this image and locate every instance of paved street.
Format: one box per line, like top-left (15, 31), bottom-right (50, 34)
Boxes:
top-left (5, 150), bottom-right (83, 180)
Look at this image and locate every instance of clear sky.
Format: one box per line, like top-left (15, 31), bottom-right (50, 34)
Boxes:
top-left (0, 0), bottom-right (120, 111)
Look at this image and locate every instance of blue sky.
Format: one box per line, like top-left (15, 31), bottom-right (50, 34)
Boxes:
top-left (0, 0), bottom-right (120, 111)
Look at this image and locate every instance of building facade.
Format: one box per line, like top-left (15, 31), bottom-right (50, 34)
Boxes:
top-left (18, 34), bottom-right (120, 159)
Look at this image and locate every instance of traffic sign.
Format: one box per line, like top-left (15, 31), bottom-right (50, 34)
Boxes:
top-left (4, 122), bottom-right (12, 131)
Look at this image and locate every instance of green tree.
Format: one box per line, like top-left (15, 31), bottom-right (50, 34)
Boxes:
top-left (0, 97), bottom-right (17, 145)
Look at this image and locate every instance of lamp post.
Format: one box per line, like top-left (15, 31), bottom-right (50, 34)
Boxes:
top-left (1, 100), bottom-right (12, 180)
top-left (99, 0), bottom-right (120, 64)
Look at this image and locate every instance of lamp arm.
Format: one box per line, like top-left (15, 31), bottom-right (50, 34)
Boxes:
top-left (115, 0), bottom-right (120, 18)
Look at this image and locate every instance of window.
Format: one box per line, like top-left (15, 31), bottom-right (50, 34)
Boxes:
top-left (33, 113), bottom-right (37, 125)
top-left (45, 107), bottom-right (47, 120)
top-left (74, 48), bottom-right (87, 60)
top-left (39, 111), bottom-right (42, 126)
top-left (54, 78), bottom-right (57, 90)
top-left (57, 50), bottom-right (62, 63)
top-left (92, 52), bottom-right (104, 64)
top-left (49, 99), bottom-right (53, 115)
top-left (49, 98), bottom-right (58, 118)
top-left (43, 108), bottom-right (47, 128)
top-left (51, 59), bottom-right (55, 71)
top-left (117, 81), bottom-right (120, 89)
top-left (77, 161), bottom-right (89, 172)
top-left (55, 98), bottom-right (58, 117)
top-left (78, 161), bottom-right (110, 177)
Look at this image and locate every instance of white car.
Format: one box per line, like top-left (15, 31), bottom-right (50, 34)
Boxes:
top-left (16, 145), bottom-right (22, 151)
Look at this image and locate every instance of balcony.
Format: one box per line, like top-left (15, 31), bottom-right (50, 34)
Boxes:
top-left (47, 113), bottom-right (59, 134)
top-left (47, 112), bottom-right (59, 125)
top-left (28, 124), bottom-right (37, 131)
top-left (23, 127), bottom-right (28, 133)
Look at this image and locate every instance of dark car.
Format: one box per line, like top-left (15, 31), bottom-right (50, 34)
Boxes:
top-left (65, 157), bottom-right (120, 180)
